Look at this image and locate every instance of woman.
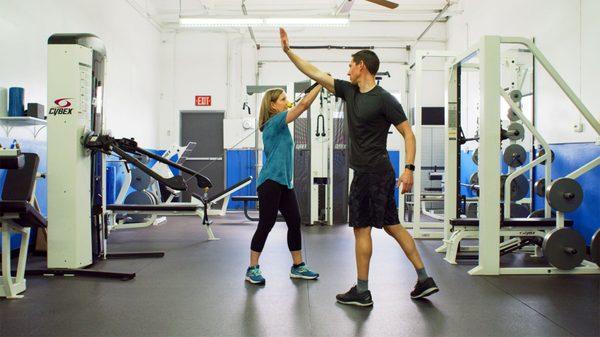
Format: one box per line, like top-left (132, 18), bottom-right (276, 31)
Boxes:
top-left (246, 85), bottom-right (322, 285)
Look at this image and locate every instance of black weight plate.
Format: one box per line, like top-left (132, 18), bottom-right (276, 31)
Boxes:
top-left (472, 148), bottom-right (479, 165)
top-left (466, 203), bottom-right (478, 218)
top-left (507, 122), bottom-right (525, 141)
top-left (543, 227), bottom-right (586, 270)
top-left (507, 108), bottom-right (520, 121)
top-left (130, 166), bottom-right (153, 191)
top-left (545, 178), bottom-right (584, 212)
top-left (536, 148), bottom-right (555, 165)
top-left (534, 179), bottom-right (545, 197)
top-left (591, 229), bottom-right (600, 266)
top-left (469, 172), bottom-right (479, 194)
top-left (501, 174), bottom-right (528, 201)
top-left (510, 203), bottom-right (530, 218)
top-left (509, 90), bottom-right (522, 102)
top-left (503, 144), bottom-right (527, 167)
top-left (124, 190), bottom-right (157, 223)
top-left (528, 208), bottom-right (556, 218)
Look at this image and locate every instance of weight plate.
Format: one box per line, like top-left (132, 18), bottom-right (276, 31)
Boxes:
top-left (501, 174), bottom-right (529, 201)
top-left (507, 122), bottom-right (525, 141)
top-left (466, 203), bottom-right (478, 218)
top-left (124, 190), bottom-right (158, 223)
top-left (534, 179), bottom-right (545, 197)
top-left (527, 208), bottom-right (556, 218)
top-left (503, 144), bottom-right (527, 167)
top-left (543, 227), bottom-right (586, 270)
top-left (130, 166), bottom-right (153, 191)
top-left (472, 148), bottom-right (479, 165)
top-left (507, 108), bottom-right (520, 121)
top-left (469, 172), bottom-right (479, 194)
top-left (510, 203), bottom-right (530, 218)
top-left (509, 90), bottom-right (523, 102)
top-left (591, 229), bottom-right (600, 266)
top-left (545, 178), bottom-right (583, 212)
top-left (535, 148), bottom-right (555, 165)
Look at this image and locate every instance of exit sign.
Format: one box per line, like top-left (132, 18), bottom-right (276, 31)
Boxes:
top-left (195, 95), bottom-right (212, 106)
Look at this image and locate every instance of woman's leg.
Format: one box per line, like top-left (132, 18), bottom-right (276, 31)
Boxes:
top-left (250, 180), bottom-right (282, 266)
top-left (278, 188), bottom-right (303, 265)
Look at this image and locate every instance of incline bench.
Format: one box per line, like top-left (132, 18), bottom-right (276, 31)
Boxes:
top-left (106, 177), bottom-right (253, 240)
top-left (0, 153), bottom-right (47, 299)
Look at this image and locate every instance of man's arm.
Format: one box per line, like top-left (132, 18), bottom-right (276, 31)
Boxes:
top-left (395, 121), bottom-right (416, 194)
top-left (280, 28), bottom-right (335, 93)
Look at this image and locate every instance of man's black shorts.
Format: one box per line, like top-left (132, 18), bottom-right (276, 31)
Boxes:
top-left (349, 169), bottom-right (400, 228)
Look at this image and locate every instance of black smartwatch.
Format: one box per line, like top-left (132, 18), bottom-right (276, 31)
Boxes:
top-left (405, 164), bottom-right (416, 171)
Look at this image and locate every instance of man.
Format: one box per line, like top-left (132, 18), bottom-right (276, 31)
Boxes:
top-left (280, 28), bottom-right (438, 306)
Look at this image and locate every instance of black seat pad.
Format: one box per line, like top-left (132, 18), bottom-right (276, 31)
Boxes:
top-left (0, 200), bottom-right (47, 228)
top-left (231, 196), bottom-right (259, 202)
top-left (193, 177), bottom-right (253, 203)
top-left (450, 217), bottom-right (573, 228)
top-left (107, 204), bottom-right (199, 212)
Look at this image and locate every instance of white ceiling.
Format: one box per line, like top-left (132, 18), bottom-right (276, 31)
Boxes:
top-left (145, 0), bottom-right (456, 24)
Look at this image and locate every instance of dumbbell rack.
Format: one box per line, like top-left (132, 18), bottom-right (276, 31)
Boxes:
top-left (438, 36), bottom-right (600, 275)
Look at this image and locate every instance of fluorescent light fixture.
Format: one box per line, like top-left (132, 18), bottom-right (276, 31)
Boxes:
top-left (179, 17), bottom-right (349, 28)
top-left (179, 18), bottom-right (263, 27)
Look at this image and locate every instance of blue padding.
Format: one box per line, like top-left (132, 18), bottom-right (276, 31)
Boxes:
top-left (461, 150), bottom-right (478, 197)
top-left (0, 137), bottom-right (47, 251)
top-left (532, 143), bottom-right (600, 245)
top-left (227, 150), bottom-right (257, 209)
top-left (388, 150), bottom-right (400, 205)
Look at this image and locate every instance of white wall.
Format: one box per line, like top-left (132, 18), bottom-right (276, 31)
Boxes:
top-left (160, 22), bottom-right (447, 149)
top-left (447, 0), bottom-right (600, 144)
top-left (0, 0), bottom-right (162, 146)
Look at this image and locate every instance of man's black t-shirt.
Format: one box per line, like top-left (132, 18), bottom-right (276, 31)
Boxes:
top-left (334, 79), bottom-right (407, 173)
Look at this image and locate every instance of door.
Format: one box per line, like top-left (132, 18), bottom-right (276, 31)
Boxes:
top-left (180, 111), bottom-right (225, 204)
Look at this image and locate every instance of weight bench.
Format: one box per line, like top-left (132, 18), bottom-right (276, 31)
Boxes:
top-left (106, 177), bottom-right (253, 240)
top-left (443, 217), bottom-right (573, 264)
top-left (1, 153), bottom-right (47, 299)
top-left (231, 195), bottom-right (285, 222)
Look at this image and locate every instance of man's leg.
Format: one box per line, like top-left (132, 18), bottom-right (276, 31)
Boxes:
top-left (384, 224), bottom-right (439, 298)
top-left (383, 224), bottom-right (424, 270)
top-left (354, 226), bottom-right (373, 282)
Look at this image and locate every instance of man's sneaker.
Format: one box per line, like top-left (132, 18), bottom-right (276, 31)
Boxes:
top-left (245, 265), bottom-right (266, 285)
top-left (336, 286), bottom-right (373, 307)
top-left (410, 277), bottom-right (439, 299)
top-left (290, 262), bottom-right (319, 280)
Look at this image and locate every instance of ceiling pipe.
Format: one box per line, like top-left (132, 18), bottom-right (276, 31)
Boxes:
top-left (410, 0), bottom-right (452, 50)
top-left (241, 0), bottom-right (259, 49)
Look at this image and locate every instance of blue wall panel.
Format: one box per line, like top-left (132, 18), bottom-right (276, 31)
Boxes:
top-left (388, 150), bottom-right (400, 205)
top-left (227, 150), bottom-right (257, 209)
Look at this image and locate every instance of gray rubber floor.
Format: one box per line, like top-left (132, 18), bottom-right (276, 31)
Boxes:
top-left (1, 213), bottom-right (598, 337)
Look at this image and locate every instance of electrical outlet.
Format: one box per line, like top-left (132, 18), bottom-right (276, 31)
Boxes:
top-left (572, 122), bottom-right (583, 132)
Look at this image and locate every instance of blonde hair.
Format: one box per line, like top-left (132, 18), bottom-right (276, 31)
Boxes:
top-left (258, 88), bottom-right (284, 131)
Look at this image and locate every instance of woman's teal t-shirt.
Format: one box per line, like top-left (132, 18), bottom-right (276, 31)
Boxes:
top-left (256, 111), bottom-right (294, 189)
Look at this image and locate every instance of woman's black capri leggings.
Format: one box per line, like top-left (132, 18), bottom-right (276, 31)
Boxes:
top-left (250, 179), bottom-right (302, 252)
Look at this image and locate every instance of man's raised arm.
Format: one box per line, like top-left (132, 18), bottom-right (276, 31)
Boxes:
top-left (280, 28), bottom-right (335, 93)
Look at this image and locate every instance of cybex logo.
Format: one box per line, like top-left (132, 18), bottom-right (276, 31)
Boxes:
top-left (49, 98), bottom-right (74, 115)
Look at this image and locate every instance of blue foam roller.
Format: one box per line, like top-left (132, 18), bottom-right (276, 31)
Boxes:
top-left (8, 87), bottom-right (25, 117)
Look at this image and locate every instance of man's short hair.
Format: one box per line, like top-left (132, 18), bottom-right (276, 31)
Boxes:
top-left (351, 50), bottom-right (380, 75)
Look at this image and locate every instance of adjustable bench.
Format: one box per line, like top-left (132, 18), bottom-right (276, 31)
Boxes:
top-left (444, 217), bottom-right (572, 264)
top-left (1, 153), bottom-right (47, 299)
top-left (106, 177), bottom-right (253, 240)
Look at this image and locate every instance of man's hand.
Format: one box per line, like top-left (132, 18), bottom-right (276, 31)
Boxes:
top-left (280, 28), bottom-right (290, 53)
top-left (397, 170), bottom-right (414, 194)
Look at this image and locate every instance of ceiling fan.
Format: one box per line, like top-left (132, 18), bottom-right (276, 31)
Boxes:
top-left (337, 0), bottom-right (399, 14)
